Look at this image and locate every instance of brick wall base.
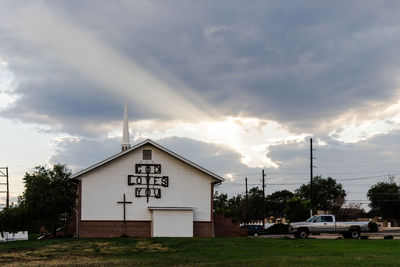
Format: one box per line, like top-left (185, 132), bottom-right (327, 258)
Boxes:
top-left (78, 221), bottom-right (213, 237)
top-left (194, 221), bottom-right (213, 237)
top-left (79, 221), bottom-right (151, 238)
top-left (214, 213), bottom-right (247, 237)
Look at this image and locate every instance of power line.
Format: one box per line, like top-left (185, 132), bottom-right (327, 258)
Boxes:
top-left (220, 171), bottom-right (400, 180)
top-left (224, 173), bottom-right (398, 182)
top-left (219, 182), bottom-right (383, 186)
top-left (218, 173), bottom-right (395, 185)
top-left (337, 175), bottom-right (387, 181)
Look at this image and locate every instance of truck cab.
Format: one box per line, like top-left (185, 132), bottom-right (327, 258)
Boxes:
top-left (308, 215), bottom-right (335, 233)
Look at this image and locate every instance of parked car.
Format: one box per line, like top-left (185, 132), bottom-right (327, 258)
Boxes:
top-left (289, 214), bottom-right (370, 239)
top-left (240, 224), bottom-right (264, 236)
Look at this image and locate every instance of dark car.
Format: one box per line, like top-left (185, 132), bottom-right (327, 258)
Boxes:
top-left (240, 224), bottom-right (264, 236)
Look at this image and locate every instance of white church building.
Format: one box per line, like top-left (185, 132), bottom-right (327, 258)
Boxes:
top-left (71, 101), bottom-right (224, 237)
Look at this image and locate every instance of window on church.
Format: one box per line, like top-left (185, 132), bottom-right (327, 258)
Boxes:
top-left (143, 149), bottom-right (152, 160)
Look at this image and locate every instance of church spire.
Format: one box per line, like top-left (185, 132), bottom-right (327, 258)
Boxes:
top-left (121, 98), bottom-right (131, 151)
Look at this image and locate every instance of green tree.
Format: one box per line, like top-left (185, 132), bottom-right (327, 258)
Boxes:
top-left (22, 164), bottom-right (77, 235)
top-left (296, 176), bottom-right (346, 212)
top-left (213, 192), bottom-right (228, 213)
top-left (214, 187), bottom-right (265, 223)
top-left (0, 203), bottom-right (28, 233)
top-left (0, 164), bottom-right (77, 235)
top-left (367, 182), bottom-right (400, 220)
top-left (248, 187), bottom-right (264, 222)
top-left (225, 194), bottom-right (245, 222)
top-left (266, 190), bottom-right (294, 217)
top-left (284, 197), bottom-right (310, 222)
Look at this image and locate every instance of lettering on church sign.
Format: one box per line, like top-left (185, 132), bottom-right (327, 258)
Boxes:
top-left (127, 164), bottom-right (169, 202)
top-left (135, 164), bottom-right (161, 174)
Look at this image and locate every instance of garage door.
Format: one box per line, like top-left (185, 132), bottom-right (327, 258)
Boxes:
top-left (151, 209), bottom-right (193, 237)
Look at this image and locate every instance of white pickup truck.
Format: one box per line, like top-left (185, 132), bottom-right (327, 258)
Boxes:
top-left (289, 214), bottom-right (371, 239)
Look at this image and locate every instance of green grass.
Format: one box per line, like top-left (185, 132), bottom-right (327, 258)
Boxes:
top-left (0, 237), bottom-right (399, 266)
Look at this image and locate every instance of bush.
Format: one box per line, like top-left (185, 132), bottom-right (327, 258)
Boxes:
top-left (29, 233), bottom-right (40, 240)
top-left (0, 205), bottom-right (28, 233)
top-left (264, 224), bottom-right (289, 235)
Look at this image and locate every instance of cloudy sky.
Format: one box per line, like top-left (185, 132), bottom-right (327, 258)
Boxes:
top-left (1, 0), bottom-right (400, 209)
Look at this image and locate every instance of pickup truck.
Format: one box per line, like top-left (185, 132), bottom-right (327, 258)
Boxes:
top-left (289, 214), bottom-right (370, 239)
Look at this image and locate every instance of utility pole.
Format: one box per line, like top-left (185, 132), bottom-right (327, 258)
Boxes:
top-left (310, 138), bottom-right (313, 217)
top-left (245, 177), bottom-right (249, 224)
top-left (262, 170), bottom-right (265, 230)
top-left (6, 167), bottom-right (9, 208)
top-left (0, 167), bottom-right (9, 208)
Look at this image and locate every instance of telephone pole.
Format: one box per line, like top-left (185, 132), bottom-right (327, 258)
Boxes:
top-left (0, 167), bottom-right (9, 208)
top-left (245, 177), bottom-right (249, 224)
top-left (310, 138), bottom-right (313, 217)
top-left (262, 170), bottom-right (266, 230)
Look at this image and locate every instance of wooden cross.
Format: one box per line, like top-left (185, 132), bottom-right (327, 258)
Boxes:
top-left (117, 193), bottom-right (132, 235)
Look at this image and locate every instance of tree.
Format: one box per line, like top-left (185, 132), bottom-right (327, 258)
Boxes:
top-left (225, 194), bottom-right (245, 222)
top-left (214, 187), bottom-right (265, 223)
top-left (367, 182), bottom-right (400, 220)
top-left (213, 192), bottom-right (228, 213)
top-left (23, 165), bottom-right (77, 235)
top-left (284, 197), bottom-right (310, 222)
top-left (0, 203), bottom-right (28, 233)
top-left (0, 164), bottom-right (77, 235)
top-left (266, 190), bottom-right (294, 217)
top-left (296, 176), bottom-right (346, 212)
top-left (247, 187), bottom-right (264, 222)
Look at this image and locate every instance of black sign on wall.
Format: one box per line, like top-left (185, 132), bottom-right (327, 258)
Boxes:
top-left (128, 164), bottom-right (169, 202)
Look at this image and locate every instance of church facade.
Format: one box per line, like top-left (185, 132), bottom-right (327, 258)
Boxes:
top-left (71, 138), bottom-right (224, 238)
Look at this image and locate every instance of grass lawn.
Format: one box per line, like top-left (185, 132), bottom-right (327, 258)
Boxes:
top-left (0, 237), bottom-right (399, 266)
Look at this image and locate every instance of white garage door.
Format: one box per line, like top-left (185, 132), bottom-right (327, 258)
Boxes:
top-left (152, 209), bottom-right (193, 237)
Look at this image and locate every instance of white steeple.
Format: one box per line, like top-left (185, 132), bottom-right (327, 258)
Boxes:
top-left (121, 98), bottom-right (131, 151)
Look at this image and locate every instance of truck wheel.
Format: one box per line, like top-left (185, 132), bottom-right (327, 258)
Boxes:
top-left (350, 229), bottom-right (360, 239)
top-left (298, 229), bottom-right (309, 239)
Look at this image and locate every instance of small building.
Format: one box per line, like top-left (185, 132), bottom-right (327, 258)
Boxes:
top-left (71, 102), bottom-right (224, 237)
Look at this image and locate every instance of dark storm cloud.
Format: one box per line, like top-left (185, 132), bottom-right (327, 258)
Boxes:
top-left (50, 137), bottom-right (121, 171)
top-left (2, 74), bottom-right (156, 136)
top-left (2, 1), bottom-right (400, 135)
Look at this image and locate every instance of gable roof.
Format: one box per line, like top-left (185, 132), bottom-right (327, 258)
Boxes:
top-left (71, 139), bottom-right (224, 183)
